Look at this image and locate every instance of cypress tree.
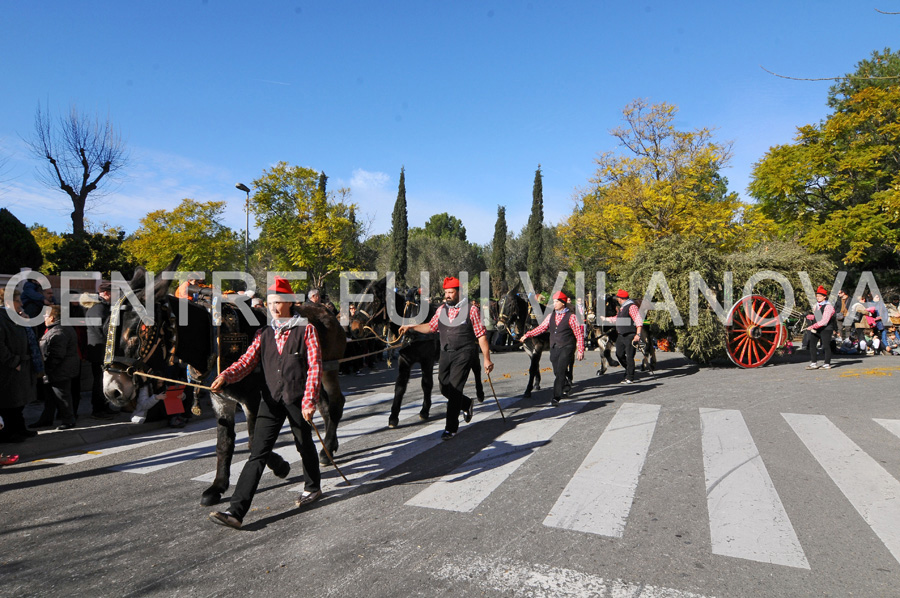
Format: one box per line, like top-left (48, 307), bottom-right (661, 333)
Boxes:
top-left (526, 165), bottom-right (544, 289)
top-left (317, 172), bottom-right (328, 196)
top-left (491, 205), bottom-right (507, 297)
top-left (390, 167), bottom-right (408, 287)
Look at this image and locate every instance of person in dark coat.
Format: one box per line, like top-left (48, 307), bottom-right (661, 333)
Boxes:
top-left (0, 289), bottom-right (38, 443)
top-left (32, 306), bottom-right (80, 430)
top-left (84, 281), bottom-right (118, 419)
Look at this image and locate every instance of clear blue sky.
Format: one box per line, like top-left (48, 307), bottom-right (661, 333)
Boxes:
top-left (0, 2), bottom-right (893, 245)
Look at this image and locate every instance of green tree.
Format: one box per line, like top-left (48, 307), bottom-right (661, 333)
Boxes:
top-left (490, 205), bottom-right (507, 296)
top-left (28, 224), bottom-right (62, 273)
top-left (526, 166), bottom-right (544, 288)
top-left (0, 209), bottom-right (42, 274)
top-left (251, 162), bottom-right (362, 289)
top-left (561, 100), bottom-right (744, 273)
top-left (828, 47), bottom-right (900, 111)
top-left (390, 167), bottom-right (409, 287)
top-left (750, 50), bottom-right (900, 267)
top-left (29, 105), bottom-right (127, 236)
top-left (124, 199), bottom-right (243, 275)
top-left (46, 227), bottom-right (137, 277)
top-left (411, 213), bottom-right (467, 241)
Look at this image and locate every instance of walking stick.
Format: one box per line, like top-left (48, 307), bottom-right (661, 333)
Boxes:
top-left (310, 419), bottom-right (351, 486)
top-left (486, 371), bottom-right (507, 424)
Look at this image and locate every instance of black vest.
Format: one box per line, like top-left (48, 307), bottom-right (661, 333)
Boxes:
top-left (815, 301), bottom-right (835, 331)
top-left (616, 300), bottom-right (638, 335)
top-left (549, 310), bottom-right (576, 350)
top-left (438, 301), bottom-right (477, 351)
top-left (259, 325), bottom-right (309, 405)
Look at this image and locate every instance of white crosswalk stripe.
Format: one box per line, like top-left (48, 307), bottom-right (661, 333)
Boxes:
top-left (783, 413), bottom-right (900, 566)
top-left (406, 400), bottom-right (584, 512)
top-left (700, 408), bottom-right (808, 569)
top-left (543, 402), bottom-right (660, 537)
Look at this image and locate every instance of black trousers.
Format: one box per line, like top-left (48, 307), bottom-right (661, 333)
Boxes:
top-left (549, 344), bottom-right (575, 400)
top-left (38, 380), bottom-right (76, 425)
top-left (807, 328), bottom-right (833, 365)
top-left (228, 394), bottom-right (321, 521)
top-left (615, 334), bottom-right (637, 381)
top-left (438, 347), bottom-right (477, 434)
top-left (89, 357), bottom-right (108, 413)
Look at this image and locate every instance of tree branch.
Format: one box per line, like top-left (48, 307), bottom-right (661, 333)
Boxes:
top-left (760, 65), bottom-right (900, 81)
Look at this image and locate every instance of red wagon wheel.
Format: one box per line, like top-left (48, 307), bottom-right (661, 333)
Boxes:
top-left (725, 295), bottom-right (787, 368)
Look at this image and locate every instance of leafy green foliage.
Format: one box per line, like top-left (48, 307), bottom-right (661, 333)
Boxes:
top-left (490, 206), bottom-right (507, 296)
top-left (410, 213), bottom-right (467, 241)
top-left (561, 100), bottom-right (751, 273)
top-left (124, 199), bottom-right (242, 275)
top-left (526, 166), bottom-right (544, 287)
top-left (617, 237), bottom-right (835, 365)
top-left (390, 167), bottom-right (408, 286)
top-left (0, 209), bottom-right (42, 274)
top-left (251, 162), bottom-right (363, 289)
top-left (750, 50), bottom-right (900, 267)
top-left (46, 229), bottom-right (137, 277)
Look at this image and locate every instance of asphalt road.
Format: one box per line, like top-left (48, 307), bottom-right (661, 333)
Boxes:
top-left (2, 348), bottom-right (899, 598)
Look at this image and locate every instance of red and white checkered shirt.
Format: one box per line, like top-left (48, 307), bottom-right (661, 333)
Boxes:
top-left (600, 303), bottom-right (643, 330)
top-left (220, 322), bottom-right (322, 410)
top-left (521, 309), bottom-right (585, 354)
top-left (808, 302), bottom-right (836, 331)
top-left (427, 301), bottom-right (487, 338)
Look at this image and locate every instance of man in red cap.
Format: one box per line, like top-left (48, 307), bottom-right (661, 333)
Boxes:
top-left (804, 285), bottom-right (836, 370)
top-left (206, 276), bottom-right (323, 529)
top-left (519, 291), bottom-right (584, 405)
top-left (599, 289), bottom-right (643, 384)
top-left (399, 276), bottom-right (493, 440)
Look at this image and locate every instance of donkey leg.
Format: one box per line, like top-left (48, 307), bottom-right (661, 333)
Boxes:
top-left (317, 372), bottom-right (345, 466)
top-left (389, 354), bottom-right (413, 428)
top-left (524, 356), bottom-right (539, 398)
top-left (420, 355), bottom-right (435, 420)
top-left (201, 398), bottom-right (236, 506)
top-left (532, 354), bottom-right (542, 391)
top-left (473, 361), bottom-right (485, 402)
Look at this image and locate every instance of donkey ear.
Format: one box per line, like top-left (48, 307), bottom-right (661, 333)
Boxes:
top-left (153, 272), bottom-right (171, 302)
top-left (163, 254), bottom-right (183, 273)
top-left (130, 267), bottom-right (147, 292)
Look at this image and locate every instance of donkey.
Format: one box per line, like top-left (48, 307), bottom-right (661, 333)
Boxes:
top-left (494, 288), bottom-right (549, 398)
top-left (590, 294), bottom-right (657, 376)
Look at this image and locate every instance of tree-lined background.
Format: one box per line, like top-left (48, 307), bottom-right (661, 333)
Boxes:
top-left (5, 48), bottom-right (899, 363)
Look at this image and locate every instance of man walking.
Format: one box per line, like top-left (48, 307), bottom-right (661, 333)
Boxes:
top-left (806, 285), bottom-right (836, 370)
top-left (399, 277), bottom-right (493, 440)
top-left (600, 289), bottom-right (643, 384)
top-left (519, 292), bottom-right (584, 405)
top-left (207, 277), bottom-right (323, 529)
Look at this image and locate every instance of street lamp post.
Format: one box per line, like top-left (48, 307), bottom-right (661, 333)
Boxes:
top-left (235, 183), bottom-right (251, 273)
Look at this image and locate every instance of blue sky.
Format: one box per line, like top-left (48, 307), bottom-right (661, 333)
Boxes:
top-left (0, 2), bottom-right (894, 246)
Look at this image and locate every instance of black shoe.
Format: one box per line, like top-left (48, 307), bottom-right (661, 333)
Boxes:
top-left (463, 399), bottom-right (474, 423)
top-left (56, 423), bottom-right (75, 430)
top-left (551, 397), bottom-right (560, 407)
top-left (22, 429), bottom-right (38, 438)
top-left (441, 430), bottom-right (455, 441)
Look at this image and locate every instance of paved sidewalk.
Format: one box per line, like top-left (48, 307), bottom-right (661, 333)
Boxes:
top-left (5, 390), bottom-right (217, 463)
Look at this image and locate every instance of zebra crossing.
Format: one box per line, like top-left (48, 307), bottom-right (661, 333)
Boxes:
top-left (34, 389), bottom-right (900, 571)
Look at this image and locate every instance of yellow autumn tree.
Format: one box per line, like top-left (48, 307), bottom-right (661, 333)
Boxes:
top-left (561, 99), bottom-right (750, 272)
top-left (252, 162), bottom-right (363, 289)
